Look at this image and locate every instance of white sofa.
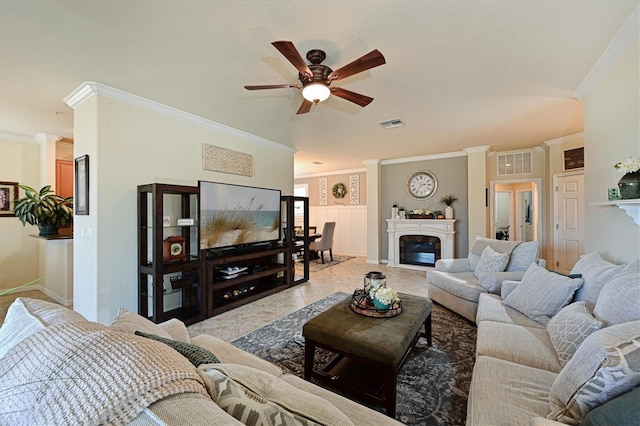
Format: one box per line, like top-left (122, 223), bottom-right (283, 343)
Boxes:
top-left (0, 297), bottom-right (402, 425)
top-left (466, 252), bottom-right (640, 425)
top-left (427, 237), bottom-right (543, 322)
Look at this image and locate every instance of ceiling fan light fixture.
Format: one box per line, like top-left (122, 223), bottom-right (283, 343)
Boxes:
top-left (302, 82), bottom-right (330, 103)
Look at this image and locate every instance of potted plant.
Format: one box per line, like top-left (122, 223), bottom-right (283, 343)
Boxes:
top-left (440, 194), bottom-right (458, 219)
top-left (13, 185), bottom-right (73, 236)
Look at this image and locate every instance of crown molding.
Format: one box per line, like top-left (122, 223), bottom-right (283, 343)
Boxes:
top-left (295, 167), bottom-right (366, 179)
top-left (381, 150), bottom-right (467, 166)
top-left (543, 132), bottom-right (584, 146)
top-left (64, 82), bottom-right (296, 153)
top-left (0, 131), bottom-right (39, 144)
top-left (575, 5), bottom-right (639, 100)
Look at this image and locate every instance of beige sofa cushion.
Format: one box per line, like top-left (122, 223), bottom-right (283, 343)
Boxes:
top-left (428, 271), bottom-right (487, 302)
top-left (593, 260), bottom-right (640, 326)
top-left (546, 302), bottom-right (604, 366)
top-left (571, 251), bottom-right (626, 309)
top-left (131, 393), bottom-right (243, 426)
top-left (476, 321), bottom-right (562, 372)
top-left (280, 374), bottom-right (404, 425)
top-left (191, 334), bottom-right (283, 377)
top-left (110, 308), bottom-right (174, 340)
top-left (467, 356), bottom-right (556, 426)
top-left (0, 297), bottom-right (86, 358)
top-left (475, 294), bottom-right (544, 328)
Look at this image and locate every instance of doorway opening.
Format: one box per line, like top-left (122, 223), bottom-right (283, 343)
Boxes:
top-left (490, 179), bottom-right (541, 243)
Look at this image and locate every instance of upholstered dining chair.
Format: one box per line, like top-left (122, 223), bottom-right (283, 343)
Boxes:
top-left (309, 222), bottom-right (336, 264)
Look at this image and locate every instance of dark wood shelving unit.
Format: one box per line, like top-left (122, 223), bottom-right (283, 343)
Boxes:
top-left (137, 183), bottom-right (204, 325)
top-left (281, 195), bottom-right (310, 285)
top-left (204, 245), bottom-right (290, 316)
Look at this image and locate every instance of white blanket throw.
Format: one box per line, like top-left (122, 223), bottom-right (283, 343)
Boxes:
top-left (0, 321), bottom-right (208, 425)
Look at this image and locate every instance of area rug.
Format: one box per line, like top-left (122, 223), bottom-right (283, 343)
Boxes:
top-left (296, 255), bottom-right (355, 273)
top-left (231, 292), bottom-right (476, 425)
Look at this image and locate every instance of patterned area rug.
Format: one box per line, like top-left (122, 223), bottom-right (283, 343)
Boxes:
top-left (232, 292), bottom-right (476, 425)
top-left (296, 255), bottom-right (355, 273)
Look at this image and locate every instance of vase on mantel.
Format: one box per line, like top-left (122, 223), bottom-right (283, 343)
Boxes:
top-left (618, 171), bottom-right (640, 200)
top-left (445, 206), bottom-right (454, 219)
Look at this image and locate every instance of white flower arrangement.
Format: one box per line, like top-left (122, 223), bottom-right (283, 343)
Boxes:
top-left (370, 286), bottom-right (400, 306)
top-left (614, 156), bottom-right (640, 174)
top-left (411, 208), bottom-right (432, 216)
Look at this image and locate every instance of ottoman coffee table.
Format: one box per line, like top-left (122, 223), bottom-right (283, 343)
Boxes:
top-left (303, 292), bottom-right (432, 417)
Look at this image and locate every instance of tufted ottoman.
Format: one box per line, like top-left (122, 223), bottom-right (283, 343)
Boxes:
top-left (303, 293), bottom-right (432, 417)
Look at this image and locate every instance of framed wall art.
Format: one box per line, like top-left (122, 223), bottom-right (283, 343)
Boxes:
top-left (75, 155), bottom-right (89, 215)
top-left (0, 181), bottom-right (19, 217)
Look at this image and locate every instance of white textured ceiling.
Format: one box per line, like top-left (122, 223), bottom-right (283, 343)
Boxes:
top-left (0, 1), bottom-right (637, 175)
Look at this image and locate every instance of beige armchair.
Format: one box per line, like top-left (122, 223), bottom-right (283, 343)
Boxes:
top-left (309, 222), bottom-right (336, 264)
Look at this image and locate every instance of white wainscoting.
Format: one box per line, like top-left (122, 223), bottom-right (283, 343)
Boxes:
top-left (309, 205), bottom-right (367, 256)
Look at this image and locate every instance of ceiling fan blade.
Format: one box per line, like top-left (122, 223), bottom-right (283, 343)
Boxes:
top-left (272, 41), bottom-right (313, 78)
top-left (327, 49), bottom-right (386, 81)
top-left (244, 84), bottom-right (300, 90)
top-left (296, 99), bottom-right (313, 114)
top-left (330, 87), bottom-right (374, 107)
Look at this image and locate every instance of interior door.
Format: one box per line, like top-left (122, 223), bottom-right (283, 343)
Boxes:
top-left (554, 173), bottom-right (585, 273)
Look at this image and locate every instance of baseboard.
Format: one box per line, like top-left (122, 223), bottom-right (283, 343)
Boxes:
top-left (9, 284), bottom-right (73, 307)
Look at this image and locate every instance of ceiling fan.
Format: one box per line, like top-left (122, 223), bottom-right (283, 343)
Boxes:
top-left (244, 41), bottom-right (386, 114)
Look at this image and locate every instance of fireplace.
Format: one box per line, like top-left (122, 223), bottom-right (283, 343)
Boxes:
top-left (400, 235), bottom-right (440, 267)
top-left (386, 218), bottom-right (455, 271)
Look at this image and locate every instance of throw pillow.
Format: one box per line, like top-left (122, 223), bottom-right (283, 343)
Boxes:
top-left (548, 321), bottom-right (640, 424)
top-left (135, 331), bottom-right (220, 367)
top-left (0, 297), bottom-right (87, 358)
top-left (198, 363), bottom-right (354, 426)
top-left (110, 307), bottom-right (173, 340)
top-left (571, 252), bottom-right (626, 309)
top-left (474, 245), bottom-right (510, 278)
top-left (546, 302), bottom-right (604, 366)
top-left (593, 260), bottom-right (640, 326)
top-left (505, 240), bottom-right (539, 272)
top-left (503, 263), bottom-right (583, 325)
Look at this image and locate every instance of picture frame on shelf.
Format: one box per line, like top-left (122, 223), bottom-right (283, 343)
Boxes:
top-left (0, 181), bottom-right (19, 217)
top-left (74, 155), bottom-right (89, 215)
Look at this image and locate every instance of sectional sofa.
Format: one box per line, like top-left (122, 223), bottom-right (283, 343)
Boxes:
top-left (0, 297), bottom-right (402, 425)
top-left (455, 251), bottom-right (639, 424)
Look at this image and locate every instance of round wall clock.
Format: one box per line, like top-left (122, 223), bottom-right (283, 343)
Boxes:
top-left (406, 171), bottom-right (438, 199)
top-left (163, 236), bottom-right (187, 262)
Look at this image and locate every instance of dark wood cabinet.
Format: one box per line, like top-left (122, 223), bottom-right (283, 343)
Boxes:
top-left (137, 183), bottom-right (204, 325)
top-left (281, 195), bottom-right (310, 285)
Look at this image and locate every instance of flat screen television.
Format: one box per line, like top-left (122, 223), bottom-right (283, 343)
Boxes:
top-left (198, 180), bottom-right (281, 251)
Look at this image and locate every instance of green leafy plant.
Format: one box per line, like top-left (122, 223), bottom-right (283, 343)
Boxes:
top-left (439, 194), bottom-right (458, 207)
top-left (13, 185), bottom-right (73, 234)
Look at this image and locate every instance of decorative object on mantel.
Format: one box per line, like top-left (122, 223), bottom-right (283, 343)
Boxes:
top-left (13, 185), bottom-right (73, 236)
top-left (614, 156), bottom-right (640, 200)
top-left (398, 207), bottom-right (406, 219)
top-left (434, 210), bottom-right (444, 219)
top-left (332, 182), bottom-right (347, 199)
top-left (409, 208), bottom-right (434, 219)
top-left (440, 194), bottom-right (459, 219)
top-left (391, 202), bottom-right (399, 219)
top-left (202, 143), bottom-right (253, 176)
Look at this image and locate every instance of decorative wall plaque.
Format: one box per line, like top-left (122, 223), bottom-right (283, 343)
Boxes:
top-left (319, 178), bottom-right (328, 205)
top-left (202, 143), bottom-right (253, 176)
top-left (563, 147), bottom-right (584, 170)
top-left (350, 175), bottom-right (360, 204)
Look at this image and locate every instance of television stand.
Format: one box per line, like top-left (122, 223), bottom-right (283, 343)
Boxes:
top-left (204, 245), bottom-right (290, 317)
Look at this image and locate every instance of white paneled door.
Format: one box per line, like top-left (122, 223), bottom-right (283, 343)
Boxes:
top-left (554, 173), bottom-right (585, 274)
top-left (309, 206), bottom-right (367, 256)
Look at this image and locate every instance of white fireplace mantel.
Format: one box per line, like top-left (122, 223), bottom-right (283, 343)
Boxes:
top-left (386, 219), bottom-right (456, 271)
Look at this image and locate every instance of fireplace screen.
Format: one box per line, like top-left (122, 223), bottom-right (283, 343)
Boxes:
top-left (399, 235), bottom-right (441, 267)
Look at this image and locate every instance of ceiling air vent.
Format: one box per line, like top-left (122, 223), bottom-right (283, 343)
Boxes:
top-left (379, 118), bottom-right (404, 129)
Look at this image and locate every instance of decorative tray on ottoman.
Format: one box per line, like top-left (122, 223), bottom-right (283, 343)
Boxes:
top-left (350, 289), bottom-right (402, 318)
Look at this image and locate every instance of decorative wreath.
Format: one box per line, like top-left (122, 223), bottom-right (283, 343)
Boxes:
top-left (332, 182), bottom-right (347, 199)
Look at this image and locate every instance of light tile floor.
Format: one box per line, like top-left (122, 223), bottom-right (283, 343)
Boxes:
top-left (187, 256), bottom-right (431, 342)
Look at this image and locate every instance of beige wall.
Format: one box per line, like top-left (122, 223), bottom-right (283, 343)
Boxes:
top-left (584, 38), bottom-right (640, 263)
top-left (0, 138), bottom-right (41, 292)
top-left (70, 86), bottom-right (295, 324)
